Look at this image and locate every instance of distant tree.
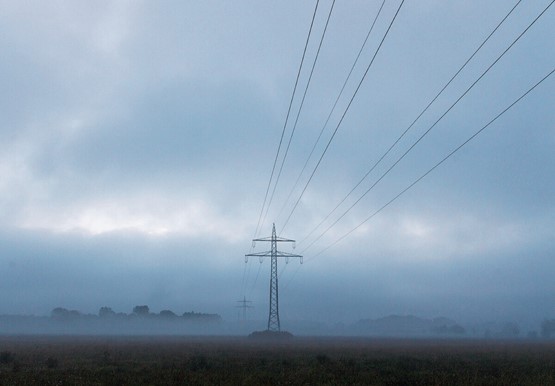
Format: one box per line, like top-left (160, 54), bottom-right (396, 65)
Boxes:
top-left (51, 307), bottom-right (69, 319)
top-left (183, 311), bottom-right (198, 318)
top-left (159, 310), bottom-right (177, 318)
top-left (183, 311), bottom-right (222, 323)
top-left (501, 322), bottom-right (520, 337)
top-left (527, 330), bottom-right (539, 339)
top-left (99, 307), bottom-right (116, 318)
top-left (51, 307), bottom-right (80, 320)
top-left (541, 319), bottom-right (555, 338)
top-left (133, 305), bottom-right (150, 316)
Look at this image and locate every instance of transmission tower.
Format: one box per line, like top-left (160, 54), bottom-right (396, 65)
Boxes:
top-left (236, 296), bottom-right (253, 322)
top-left (246, 223), bottom-right (302, 331)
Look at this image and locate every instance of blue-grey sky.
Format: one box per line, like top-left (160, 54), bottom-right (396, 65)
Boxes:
top-left (1, 1), bottom-right (554, 329)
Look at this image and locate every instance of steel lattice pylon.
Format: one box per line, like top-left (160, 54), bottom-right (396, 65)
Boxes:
top-left (245, 223), bottom-right (302, 331)
top-left (236, 296), bottom-right (253, 322)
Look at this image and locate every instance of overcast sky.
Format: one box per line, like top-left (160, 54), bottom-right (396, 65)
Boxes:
top-left (1, 0), bottom-right (554, 330)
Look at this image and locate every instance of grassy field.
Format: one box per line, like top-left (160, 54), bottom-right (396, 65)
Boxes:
top-left (0, 335), bottom-right (554, 385)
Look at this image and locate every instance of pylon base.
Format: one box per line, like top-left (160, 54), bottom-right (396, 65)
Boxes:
top-left (248, 330), bottom-right (294, 340)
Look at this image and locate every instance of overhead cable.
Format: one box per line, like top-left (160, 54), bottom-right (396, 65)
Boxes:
top-left (243, 0), bottom-right (320, 299)
top-left (280, 0), bottom-right (406, 234)
top-left (262, 0), bottom-right (336, 232)
top-left (301, 0), bottom-right (553, 253)
top-left (308, 65), bottom-right (555, 261)
top-left (298, 0), bottom-right (524, 248)
top-left (275, 0), bottom-right (387, 224)
top-left (252, 0), bottom-right (320, 240)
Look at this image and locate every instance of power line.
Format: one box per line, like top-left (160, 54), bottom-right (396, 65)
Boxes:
top-left (248, 259), bottom-right (263, 297)
top-left (300, 0), bottom-right (554, 254)
top-left (236, 297), bottom-right (253, 322)
top-left (280, 0), bottom-right (406, 234)
top-left (242, 1), bottom-right (320, 299)
top-left (308, 65), bottom-right (555, 261)
top-left (261, 0), bottom-right (336, 232)
top-left (278, 262), bottom-right (288, 280)
top-left (282, 262), bottom-right (303, 292)
top-left (252, 0), bottom-right (320, 240)
top-left (275, 0), bottom-right (387, 224)
top-left (297, 0), bottom-right (523, 248)
top-left (240, 257), bottom-right (248, 297)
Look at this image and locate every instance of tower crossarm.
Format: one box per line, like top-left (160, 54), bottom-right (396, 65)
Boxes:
top-left (245, 251), bottom-right (273, 258)
top-left (245, 251), bottom-right (303, 264)
top-left (246, 251), bottom-right (302, 258)
top-left (252, 236), bottom-right (296, 243)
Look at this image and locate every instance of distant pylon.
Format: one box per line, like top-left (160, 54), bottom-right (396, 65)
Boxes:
top-left (236, 296), bottom-right (253, 322)
top-left (245, 223), bottom-right (302, 332)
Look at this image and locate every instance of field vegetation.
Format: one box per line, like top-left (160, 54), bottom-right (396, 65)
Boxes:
top-left (0, 336), bottom-right (554, 385)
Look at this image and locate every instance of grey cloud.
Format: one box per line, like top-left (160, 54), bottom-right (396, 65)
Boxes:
top-left (0, 1), bottom-right (553, 332)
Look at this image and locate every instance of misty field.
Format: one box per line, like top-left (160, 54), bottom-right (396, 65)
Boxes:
top-left (0, 336), bottom-right (554, 385)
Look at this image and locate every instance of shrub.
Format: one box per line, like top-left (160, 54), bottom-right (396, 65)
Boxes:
top-left (45, 357), bottom-right (59, 369)
top-left (0, 351), bottom-right (15, 364)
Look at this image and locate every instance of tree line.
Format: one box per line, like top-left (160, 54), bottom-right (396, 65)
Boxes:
top-left (51, 305), bottom-right (222, 323)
